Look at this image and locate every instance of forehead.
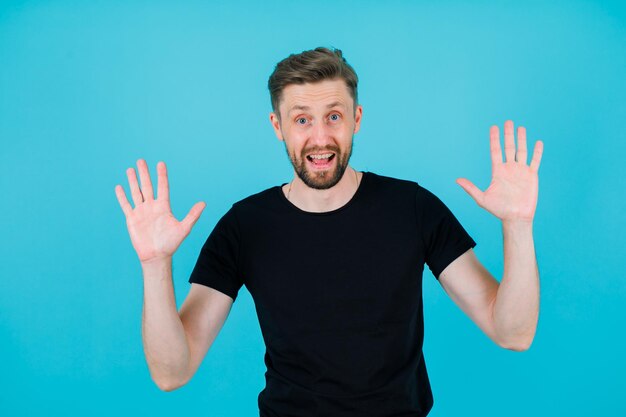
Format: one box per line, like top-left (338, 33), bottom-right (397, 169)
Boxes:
top-left (279, 79), bottom-right (352, 114)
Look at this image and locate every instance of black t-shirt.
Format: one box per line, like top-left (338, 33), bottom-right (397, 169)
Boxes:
top-left (189, 172), bottom-right (476, 417)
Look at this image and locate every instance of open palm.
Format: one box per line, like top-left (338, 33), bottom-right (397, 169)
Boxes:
top-left (456, 120), bottom-right (544, 223)
top-left (115, 159), bottom-right (206, 263)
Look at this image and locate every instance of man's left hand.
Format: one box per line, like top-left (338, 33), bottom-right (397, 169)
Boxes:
top-left (456, 120), bottom-right (544, 224)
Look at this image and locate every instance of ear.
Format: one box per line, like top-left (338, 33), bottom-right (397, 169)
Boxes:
top-left (353, 105), bottom-right (363, 134)
top-left (269, 112), bottom-right (284, 141)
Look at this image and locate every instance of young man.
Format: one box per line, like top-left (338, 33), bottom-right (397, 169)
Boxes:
top-left (115, 47), bottom-right (543, 416)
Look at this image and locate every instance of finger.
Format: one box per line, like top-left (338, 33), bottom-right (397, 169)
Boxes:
top-left (137, 159), bottom-right (154, 200)
top-left (181, 202), bottom-right (207, 231)
top-left (490, 125), bottom-right (502, 167)
top-left (156, 161), bottom-right (169, 202)
top-left (530, 140), bottom-right (544, 172)
top-left (115, 185), bottom-right (133, 217)
top-left (126, 167), bottom-right (144, 206)
top-left (456, 178), bottom-right (484, 206)
top-left (517, 126), bottom-right (527, 164)
top-left (504, 120), bottom-right (515, 163)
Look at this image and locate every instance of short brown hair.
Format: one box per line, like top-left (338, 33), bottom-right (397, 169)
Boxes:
top-left (268, 47), bottom-right (359, 118)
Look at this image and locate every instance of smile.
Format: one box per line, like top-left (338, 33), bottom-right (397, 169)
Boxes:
top-left (306, 153), bottom-right (336, 166)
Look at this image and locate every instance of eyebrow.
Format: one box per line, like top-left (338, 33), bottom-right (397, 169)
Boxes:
top-left (288, 101), bottom-right (345, 115)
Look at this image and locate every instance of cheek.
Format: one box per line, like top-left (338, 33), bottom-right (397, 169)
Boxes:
top-left (286, 131), bottom-right (307, 146)
top-left (283, 136), bottom-right (304, 157)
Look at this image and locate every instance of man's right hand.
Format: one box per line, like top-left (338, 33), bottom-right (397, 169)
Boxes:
top-left (115, 159), bottom-right (206, 264)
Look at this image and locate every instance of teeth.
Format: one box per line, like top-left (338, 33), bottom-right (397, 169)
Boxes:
top-left (310, 153), bottom-right (333, 159)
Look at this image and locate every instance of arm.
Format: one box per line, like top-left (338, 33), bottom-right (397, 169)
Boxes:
top-left (142, 256), bottom-right (233, 391)
top-left (444, 120), bottom-right (543, 351)
top-left (141, 257), bottom-right (190, 390)
top-left (116, 159), bottom-right (232, 390)
top-left (438, 224), bottom-right (539, 351)
top-left (494, 220), bottom-right (539, 350)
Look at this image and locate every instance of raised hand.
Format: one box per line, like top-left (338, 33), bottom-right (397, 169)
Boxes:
top-left (115, 159), bottom-right (206, 263)
top-left (456, 120), bottom-right (544, 224)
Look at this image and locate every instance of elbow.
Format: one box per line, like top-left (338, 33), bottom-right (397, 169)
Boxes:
top-left (498, 335), bottom-right (534, 352)
top-left (502, 341), bottom-right (531, 352)
top-left (156, 381), bottom-right (181, 392)
top-left (494, 320), bottom-right (537, 352)
top-left (154, 375), bottom-right (190, 392)
top-left (149, 360), bottom-right (193, 392)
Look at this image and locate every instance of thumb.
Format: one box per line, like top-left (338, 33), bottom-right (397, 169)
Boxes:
top-left (181, 201), bottom-right (206, 231)
top-left (456, 178), bottom-right (483, 205)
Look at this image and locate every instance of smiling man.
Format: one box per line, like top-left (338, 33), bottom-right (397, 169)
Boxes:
top-left (116, 47), bottom-right (543, 417)
top-left (272, 78), bottom-right (360, 193)
top-left (271, 75), bottom-right (363, 211)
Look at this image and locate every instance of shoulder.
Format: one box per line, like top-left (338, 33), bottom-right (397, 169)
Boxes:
top-left (232, 186), bottom-right (280, 208)
top-left (370, 172), bottom-right (441, 205)
top-left (365, 171), bottom-right (420, 193)
top-left (358, 172), bottom-right (425, 217)
top-left (365, 172), bottom-right (448, 211)
top-left (199, 185), bottom-right (283, 239)
top-left (227, 184), bottom-right (285, 222)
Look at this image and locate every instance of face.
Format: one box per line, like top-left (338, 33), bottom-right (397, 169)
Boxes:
top-left (269, 79), bottom-right (362, 190)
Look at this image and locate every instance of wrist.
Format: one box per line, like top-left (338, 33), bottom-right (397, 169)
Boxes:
top-left (502, 218), bottom-right (533, 230)
top-left (141, 256), bottom-right (173, 272)
top-left (501, 219), bottom-right (534, 242)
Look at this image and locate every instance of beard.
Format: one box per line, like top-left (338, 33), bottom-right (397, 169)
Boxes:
top-left (285, 139), bottom-right (353, 190)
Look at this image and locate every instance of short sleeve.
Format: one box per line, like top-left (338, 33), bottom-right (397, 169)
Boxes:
top-left (188, 206), bottom-right (244, 301)
top-left (416, 185), bottom-right (477, 279)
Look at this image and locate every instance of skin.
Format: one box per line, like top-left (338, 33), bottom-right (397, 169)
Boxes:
top-left (448, 121), bottom-right (543, 350)
top-left (115, 80), bottom-right (544, 391)
top-left (269, 79), bottom-right (363, 212)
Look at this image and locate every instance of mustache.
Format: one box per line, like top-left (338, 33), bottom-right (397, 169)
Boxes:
top-left (301, 145), bottom-right (340, 156)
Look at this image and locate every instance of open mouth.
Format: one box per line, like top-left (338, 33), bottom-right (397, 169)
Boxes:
top-left (306, 152), bottom-right (336, 167)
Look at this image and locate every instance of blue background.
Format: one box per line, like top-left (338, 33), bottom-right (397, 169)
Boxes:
top-left (1, 0), bottom-right (625, 416)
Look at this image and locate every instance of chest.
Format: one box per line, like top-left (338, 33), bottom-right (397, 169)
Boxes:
top-left (240, 207), bottom-right (426, 338)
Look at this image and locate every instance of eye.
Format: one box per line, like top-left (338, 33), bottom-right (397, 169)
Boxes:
top-left (296, 117), bottom-right (307, 125)
top-left (329, 113), bottom-right (341, 121)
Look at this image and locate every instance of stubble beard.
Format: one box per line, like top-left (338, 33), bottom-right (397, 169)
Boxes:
top-left (285, 139), bottom-right (354, 190)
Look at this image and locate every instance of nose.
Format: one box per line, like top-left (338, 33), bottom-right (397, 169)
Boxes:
top-left (309, 119), bottom-right (333, 147)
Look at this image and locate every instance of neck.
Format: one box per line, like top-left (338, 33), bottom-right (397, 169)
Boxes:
top-left (284, 166), bottom-right (362, 213)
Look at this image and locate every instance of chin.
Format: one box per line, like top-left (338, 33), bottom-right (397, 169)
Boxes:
top-left (300, 167), bottom-right (346, 190)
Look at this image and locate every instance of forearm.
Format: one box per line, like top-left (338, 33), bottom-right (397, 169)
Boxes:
top-left (492, 220), bottom-right (540, 350)
top-left (141, 257), bottom-right (191, 390)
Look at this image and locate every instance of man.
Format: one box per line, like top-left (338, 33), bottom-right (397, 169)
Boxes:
top-left (115, 47), bottom-right (543, 416)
